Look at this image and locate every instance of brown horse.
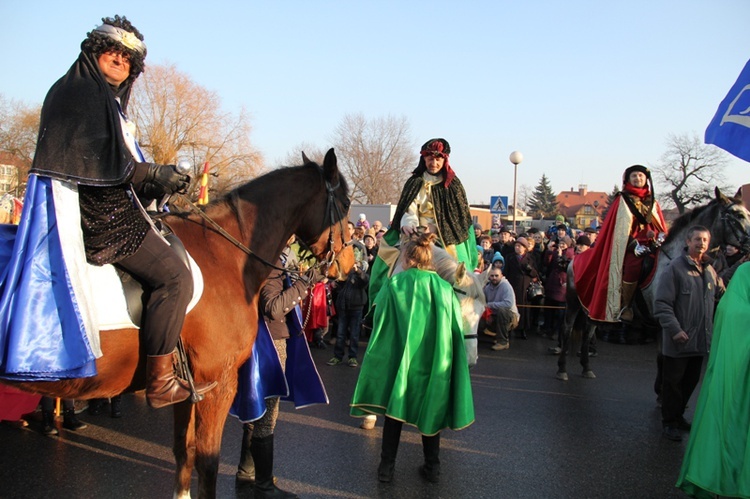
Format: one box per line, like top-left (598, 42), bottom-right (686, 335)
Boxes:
top-left (2, 148), bottom-right (354, 498)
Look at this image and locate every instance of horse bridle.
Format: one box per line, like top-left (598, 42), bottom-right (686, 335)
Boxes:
top-left (661, 201), bottom-right (750, 262)
top-left (294, 166), bottom-right (353, 278)
top-left (720, 203), bottom-right (750, 254)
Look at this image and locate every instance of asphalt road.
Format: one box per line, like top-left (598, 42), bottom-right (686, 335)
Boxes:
top-left (0, 331), bottom-right (695, 499)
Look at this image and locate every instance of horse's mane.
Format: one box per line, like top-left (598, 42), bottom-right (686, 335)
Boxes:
top-left (171, 162), bottom-right (349, 225)
top-left (432, 246), bottom-right (458, 283)
top-left (663, 201), bottom-right (715, 245)
top-left (219, 162), bottom-right (349, 205)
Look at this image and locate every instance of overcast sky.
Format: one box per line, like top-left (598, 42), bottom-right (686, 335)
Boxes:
top-left (1, 1), bottom-right (748, 204)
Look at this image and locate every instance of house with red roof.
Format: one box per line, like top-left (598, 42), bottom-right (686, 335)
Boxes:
top-left (556, 184), bottom-right (609, 229)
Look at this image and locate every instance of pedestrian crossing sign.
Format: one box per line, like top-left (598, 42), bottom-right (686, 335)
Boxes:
top-left (490, 196), bottom-right (508, 215)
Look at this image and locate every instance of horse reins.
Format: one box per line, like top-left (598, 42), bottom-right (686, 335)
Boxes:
top-left (175, 193), bottom-right (288, 272)
top-left (173, 165), bottom-right (352, 277)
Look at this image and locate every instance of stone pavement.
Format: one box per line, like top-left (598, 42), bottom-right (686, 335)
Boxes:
top-left (0, 332), bottom-right (695, 498)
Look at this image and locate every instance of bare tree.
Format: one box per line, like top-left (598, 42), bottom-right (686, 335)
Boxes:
top-left (0, 94), bottom-right (40, 182)
top-left (653, 132), bottom-right (732, 214)
top-left (130, 64), bottom-right (264, 200)
top-left (517, 183), bottom-right (533, 213)
top-left (278, 142), bottom-right (327, 167)
top-left (330, 113), bottom-right (414, 204)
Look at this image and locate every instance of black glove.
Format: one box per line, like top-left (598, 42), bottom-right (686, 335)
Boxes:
top-left (141, 164), bottom-right (190, 199)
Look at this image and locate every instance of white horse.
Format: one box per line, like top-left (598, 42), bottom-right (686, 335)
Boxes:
top-left (557, 188), bottom-right (750, 381)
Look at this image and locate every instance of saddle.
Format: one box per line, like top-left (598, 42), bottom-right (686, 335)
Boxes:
top-left (89, 228), bottom-right (203, 331)
top-left (114, 230), bottom-right (200, 327)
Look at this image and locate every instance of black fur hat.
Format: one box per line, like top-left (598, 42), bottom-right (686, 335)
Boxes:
top-left (622, 164), bottom-right (650, 184)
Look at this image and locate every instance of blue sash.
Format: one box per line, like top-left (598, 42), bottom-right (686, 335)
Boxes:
top-left (230, 287), bottom-right (328, 422)
top-left (0, 175), bottom-right (97, 380)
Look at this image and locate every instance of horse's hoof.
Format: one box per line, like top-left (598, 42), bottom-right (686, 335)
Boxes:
top-left (556, 371), bottom-right (569, 381)
top-left (582, 370), bottom-right (596, 379)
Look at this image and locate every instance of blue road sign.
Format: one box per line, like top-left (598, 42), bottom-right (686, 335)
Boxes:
top-left (490, 196), bottom-right (508, 215)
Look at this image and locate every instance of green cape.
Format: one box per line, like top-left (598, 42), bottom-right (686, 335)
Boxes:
top-left (350, 268), bottom-right (475, 435)
top-left (676, 262), bottom-right (750, 498)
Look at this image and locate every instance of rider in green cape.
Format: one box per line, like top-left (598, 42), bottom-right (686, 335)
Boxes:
top-left (368, 138), bottom-right (477, 309)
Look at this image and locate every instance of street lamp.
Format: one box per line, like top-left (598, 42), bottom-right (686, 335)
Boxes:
top-left (509, 150), bottom-right (523, 234)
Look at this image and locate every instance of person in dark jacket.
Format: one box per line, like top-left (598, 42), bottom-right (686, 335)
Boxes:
top-left (542, 237), bottom-right (574, 343)
top-left (653, 225), bottom-right (724, 442)
top-left (235, 248), bottom-right (322, 498)
top-left (327, 264), bottom-right (370, 367)
top-left (504, 237), bottom-right (540, 338)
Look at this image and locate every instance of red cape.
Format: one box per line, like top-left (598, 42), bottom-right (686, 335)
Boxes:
top-left (573, 194), bottom-right (666, 322)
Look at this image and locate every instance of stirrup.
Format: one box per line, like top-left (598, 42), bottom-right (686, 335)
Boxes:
top-left (174, 338), bottom-right (211, 403)
top-left (617, 307), bottom-right (634, 323)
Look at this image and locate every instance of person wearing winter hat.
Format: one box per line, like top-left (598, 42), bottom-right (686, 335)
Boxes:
top-left (583, 227), bottom-right (598, 245)
top-left (573, 165), bottom-right (667, 323)
top-left (356, 213), bottom-right (370, 230)
top-left (473, 223), bottom-right (483, 239)
top-left (575, 235), bottom-right (592, 253)
top-left (491, 251), bottom-right (505, 270)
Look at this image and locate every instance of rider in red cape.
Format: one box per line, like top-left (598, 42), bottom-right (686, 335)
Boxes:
top-left (574, 165), bottom-right (667, 323)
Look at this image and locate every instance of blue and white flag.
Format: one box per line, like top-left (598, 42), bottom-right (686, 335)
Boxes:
top-left (705, 58), bottom-right (750, 162)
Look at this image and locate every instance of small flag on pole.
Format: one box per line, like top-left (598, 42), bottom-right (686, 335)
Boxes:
top-left (705, 58), bottom-right (750, 162)
top-left (197, 162), bottom-right (210, 205)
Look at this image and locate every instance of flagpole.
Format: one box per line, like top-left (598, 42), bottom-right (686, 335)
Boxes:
top-left (198, 162), bottom-right (210, 205)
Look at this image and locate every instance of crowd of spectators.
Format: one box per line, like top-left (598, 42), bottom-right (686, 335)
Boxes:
top-left (474, 221), bottom-right (601, 349)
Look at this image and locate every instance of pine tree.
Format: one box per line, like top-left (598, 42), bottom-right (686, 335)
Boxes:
top-left (527, 174), bottom-right (557, 219)
top-left (600, 184), bottom-right (619, 222)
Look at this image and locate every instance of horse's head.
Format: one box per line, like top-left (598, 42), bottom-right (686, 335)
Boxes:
top-left (455, 263), bottom-right (488, 368)
top-left (295, 148), bottom-right (355, 280)
top-left (716, 187), bottom-right (750, 254)
top-left (453, 262), bottom-right (489, 334)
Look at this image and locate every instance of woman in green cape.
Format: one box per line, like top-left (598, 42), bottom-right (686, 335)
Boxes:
top-left (351, 233), bottom-right (475, 484)
top-left (676, 262), bottom-right (750, 498)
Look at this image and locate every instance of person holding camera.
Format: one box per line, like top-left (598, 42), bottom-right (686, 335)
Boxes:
top-left (543, 236), bottom-right (574, 348)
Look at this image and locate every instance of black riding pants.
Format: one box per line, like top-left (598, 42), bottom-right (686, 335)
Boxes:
top-left (116, 230), bottom-right (193, 356)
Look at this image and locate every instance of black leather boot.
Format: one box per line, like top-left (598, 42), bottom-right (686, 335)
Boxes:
top-left (146, 353), bottom-right (217, 409)
top-left (420, 433), bottom-right (441, 483)
top-left (88, 399), bottom-right (105, 415)
top-left (62, 408), bottom-right (87, 431)
top-left (110, 396), bottom-right (122, 418)
top-left (249, 434), bottom-right (297, 498)
top-left (236, 424), bottom-right (256, 486)
top-left (41, 410), bottom-right (58, 436)
top-left (378, 417), bottom-right (402, 483)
